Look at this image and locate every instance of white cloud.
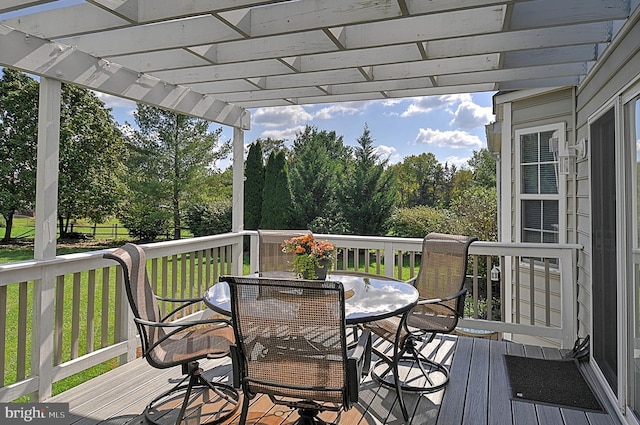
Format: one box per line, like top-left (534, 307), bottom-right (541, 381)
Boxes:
top-left (260, 125), bottom-right (307, 141)
top-left (449, 101), bottom-right (494, 129)
top-left (443, 155), bottom-right (471, 167)
top-left (400, 94), bottom-right (471, 117)
top-left (94, 92), bottom-right (136, 110)
top-left (374, 144), bottom-right (396, 160)
top-left (413, 128), bottom-right (483, 149)
top-left (313, 101), bottom-right (371, 119)
top-left (252, 106), bottom-right (312, 128)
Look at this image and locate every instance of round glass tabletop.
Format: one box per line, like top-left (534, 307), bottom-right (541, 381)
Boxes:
top-left (203, 272), bottom-right (419, 324)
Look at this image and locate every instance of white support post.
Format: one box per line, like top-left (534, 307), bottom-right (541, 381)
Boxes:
top-left (501, 102), bottom-right (514, 341)
top-left (32, 77), bottom-right (62, 401)
top-left (232, 126), bottom-right (245, 274)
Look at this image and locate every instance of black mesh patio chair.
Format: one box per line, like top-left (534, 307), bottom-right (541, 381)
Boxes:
top-left (257, 229), bottom-right (312, 275)
top-left (104, 243), bottom-right (239, 425)
top-left (363, 232), bottom-right (476, 421)
top-left (223, 275), bottom-right (372, 425)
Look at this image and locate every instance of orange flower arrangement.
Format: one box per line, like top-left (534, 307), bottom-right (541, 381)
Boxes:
top-left (281, 234), bottom-right (335, 279)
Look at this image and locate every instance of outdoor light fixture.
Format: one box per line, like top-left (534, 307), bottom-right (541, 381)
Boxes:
top-left (558, 138), bottom-right (587, 176)
top-left (490, 265), bottom-right (500, 282)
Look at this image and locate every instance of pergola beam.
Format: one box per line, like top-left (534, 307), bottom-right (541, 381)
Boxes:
top-left (0, 24), bottom-right (250, 129)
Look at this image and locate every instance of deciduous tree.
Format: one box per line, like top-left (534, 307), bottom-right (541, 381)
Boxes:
top-left (0, 69), bottom-right (38, 241)
top-left (121, 104), bottom-right (230, 240)
top-left (57, 84), bottom-right (126, 237)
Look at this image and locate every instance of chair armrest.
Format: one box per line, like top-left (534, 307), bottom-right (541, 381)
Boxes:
top-left (404, 276), bottom-right (418, 286)
top-left (230, 344), bottom-right (243, 389)
top-left (156, 296), bottom-right (204, 322)
top-left (136, 316), bottom-right (232, 328)
top-left (135, 317), bottom-right (233, 354)
top-left (417, 287), bottom-right (467, 306)
top-left (347, 329), bottom-right (371, 403)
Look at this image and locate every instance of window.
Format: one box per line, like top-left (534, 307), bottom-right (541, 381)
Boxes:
top-left (515, 123), bottom-right (564, 244)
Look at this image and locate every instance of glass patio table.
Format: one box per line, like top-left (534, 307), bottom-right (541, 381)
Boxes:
top-left (203, 271), bottom-right (419, 325)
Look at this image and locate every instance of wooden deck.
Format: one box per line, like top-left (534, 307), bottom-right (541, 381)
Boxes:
top-left (50, 335), bottom-right (623, 425)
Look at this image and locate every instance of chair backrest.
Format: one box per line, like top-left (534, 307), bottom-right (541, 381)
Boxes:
top-left (103, 243), bottom-right (166, 366)
top-left (225, 276), bottom-right (351, 407)
top-left (414, 233), bottom-right (477, 317)
top-left (257, 229), bottom-right (312, 273)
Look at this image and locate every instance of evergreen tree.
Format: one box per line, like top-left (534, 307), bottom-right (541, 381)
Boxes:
top-left (288, 126), bottom-right (349, 230)
top-left (244, 141), bottom-right (265, 230)
top-left (260, 151), bottom-right (293, 228)
top-left (255, 137), bottom-right (287, 161)
top-left (338, 124), bottom-right (397, 235)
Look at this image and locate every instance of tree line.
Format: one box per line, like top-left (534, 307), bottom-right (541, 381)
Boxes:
top-left (236, 125), bottom-right (497, 241)
top-left (1, 68), bottom-right (497, 243)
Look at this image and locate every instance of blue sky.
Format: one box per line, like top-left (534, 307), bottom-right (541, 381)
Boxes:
top-left (101, 91), bottom-right (496, 167)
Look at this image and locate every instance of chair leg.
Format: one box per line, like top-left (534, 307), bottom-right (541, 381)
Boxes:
top-left (146, 361), bottom-right (240, 425)
top-left (238, 392), bottom-right (250, 425)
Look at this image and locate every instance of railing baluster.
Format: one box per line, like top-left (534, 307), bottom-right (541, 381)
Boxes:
top-left (500, 257), bottom-right (505, 325)
top-left (196, 250), bottom-right (203, 310)
top-left (87, 269), bottom-right (95, 354)
top-left (205, 249), bottom-right (212, 295)
top-left (364, 249), bottom-right (370, 273)
top-left (486, 255), bottom-right (492, 321)
top-left (161, 257), bottom-right (168, 317)
top-left (545, 259), bottom-right (551, 327)
top-left (529, 257), bottom-right (535, 325)
top-left (55, 275), bottom-right (65, 365)
top-left (180, 253), bottom-right (187, 313)
top-left (151, 258), bottom-right (158, 298)
top-left (17, 282), bottom-right (28, 381)
top-left (171, 254), bottom-right (178, 310)
top-left (515, 258), bottom-right (520, 323)
top-left (0, 285), bottom-right (6, 386)
top-left (101, 267), bottom-right (110, 348)
top-left (472, 255), bottom-right (479, 319)
top-left (71, 272), bottom-right (81, 359)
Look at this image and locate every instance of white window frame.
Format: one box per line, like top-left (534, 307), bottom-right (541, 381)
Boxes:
top-left (514, 122), bottom-right (567, 245)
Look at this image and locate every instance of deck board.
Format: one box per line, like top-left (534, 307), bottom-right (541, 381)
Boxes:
top-left (49, 335), bottom-right (624, 425)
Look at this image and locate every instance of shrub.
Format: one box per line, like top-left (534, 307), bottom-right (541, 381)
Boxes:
top-left (387, 205), bottom-right (454, 238)
top-left (185, 201), bottom-right (232, 237)
top-left (119, 203), bottom-right (171, 242)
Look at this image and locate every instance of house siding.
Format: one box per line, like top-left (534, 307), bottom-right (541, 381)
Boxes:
top-left (495, 8), bottom-right (640, 385)
top-left (574, 11), bottom-right (640, 344)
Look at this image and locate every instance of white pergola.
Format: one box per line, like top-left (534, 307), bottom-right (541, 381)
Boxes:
top-left (0, 0), bottom-right (633, 259)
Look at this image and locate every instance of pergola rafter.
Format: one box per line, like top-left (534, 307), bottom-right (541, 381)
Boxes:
top-left (0, 0), bottom-right (629, 113)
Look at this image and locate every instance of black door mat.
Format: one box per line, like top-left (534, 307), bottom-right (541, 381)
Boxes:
top-left (503, 355), bottom-right (604, 412)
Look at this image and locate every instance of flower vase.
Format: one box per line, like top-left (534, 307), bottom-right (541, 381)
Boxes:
top-left (303, 258), bottom-right (329, 280)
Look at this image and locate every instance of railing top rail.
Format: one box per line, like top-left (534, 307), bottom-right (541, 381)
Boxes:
top-left (0, 232), bottom-right (244, 286)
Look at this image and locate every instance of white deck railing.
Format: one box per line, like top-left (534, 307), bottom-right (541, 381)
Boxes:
top-left (0, 231), bottom-right (580, 402)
